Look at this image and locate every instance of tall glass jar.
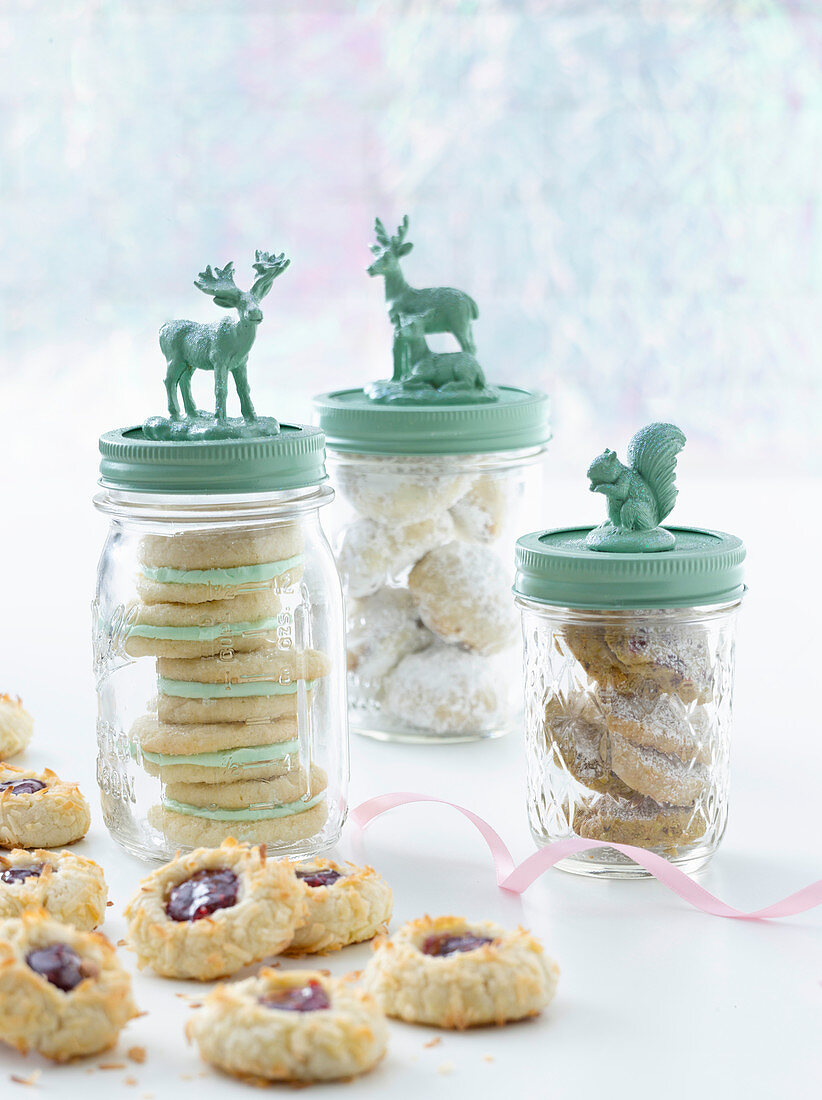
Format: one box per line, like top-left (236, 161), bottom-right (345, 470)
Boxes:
top-left (514, 526), bottom-right (746, 878)
top-left (94, 427), bottom-right (347, 862)
top-left (315, 387), bottom-right (550, 743)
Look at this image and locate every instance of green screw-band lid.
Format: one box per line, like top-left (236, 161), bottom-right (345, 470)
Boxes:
top-left (99, 424), bottom-right (327, 494)
top-left (514, 526), bottom-right (745, 609)
top-left (313, 386), bottom-right (551, 455)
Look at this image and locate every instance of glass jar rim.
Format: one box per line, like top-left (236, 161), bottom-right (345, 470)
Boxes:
top-left (94, 483), bottom-right (334, 525)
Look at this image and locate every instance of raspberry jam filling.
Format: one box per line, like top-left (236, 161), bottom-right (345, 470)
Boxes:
top-left (26, 943), bottom-right (97, 992)
top-left (0, 779), bottom-right (46, 795)
top-left (260, 979), bottom-right (330, 1012)
top-left (165, 868), bottom-right (239, 922)
top-left (421, 932), bottom-right (494, 957)
top-left (296, 867), bottom-right (342, 889)
top-left (1, 863), bottom-right (46, 885)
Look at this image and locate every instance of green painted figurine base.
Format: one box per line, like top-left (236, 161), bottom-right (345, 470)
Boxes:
top-left (142, 414), bottom-right (281, 441)
top-left (585, 523), bottom-right (676, 553)
top-left (364, 379), bottom-right (499, 405)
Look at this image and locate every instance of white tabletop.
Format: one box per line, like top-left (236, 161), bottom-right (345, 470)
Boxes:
top-left (0, 475), bottom-right (820, 1098)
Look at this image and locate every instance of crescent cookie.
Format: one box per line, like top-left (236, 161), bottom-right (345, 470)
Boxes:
top-left (148, 764), bottom-right (329, 850)
top-left (125, 589), bottom-right (281, 659)
top-left (543, 694), bottom-right (632, 797)
top-left (0, 695), bottom-right (33, 758)
top-left (131, 713), bottom-right (300, 784)
top-left (0, 765), bottom-right (90, 849)
top-left (337, 513), bottom-right (454, 599)
top-left (576, 793), bottom-right (703, 851)
top-left (337, 460), bottom-right (468, 524)
top-left (186, 968), bottom-right (388, 1083)
top-left (124, 839), bottom-right (306, 981)
top-left (559, 625), bottom-right (628, 689)
top-left (155, 645), bottom-right (330, 725)
top-left (138, 524), bottom-right (305, 604)
top-left (347, 588), bottom-right (433, 681)
top-left (363, 915), bottom-right (559, 1029)
top-left (286, 859), bottom-right (393, 955)
top-left (449, 475), bottom-right (509, 543)
top-left (0, 910), bottom-right (138, 1062)
top-left (0, 850), bottom-right (107, 930)
top-left (598, 683), bottom-right (712, 766)
top-left (408, 542), bottom-right (518, 655)
top-left (609, 729), bottom-right (708, 805)
top-left (603, 621), bottom-right (714, 704)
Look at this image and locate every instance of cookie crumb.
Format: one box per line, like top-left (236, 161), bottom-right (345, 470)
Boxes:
top-left (124, 1077), bottom-right (138, 1087)
top-left (117, 939), bottom-right (128, 947)
top-left (141, 1093), bottom-right (155, 1099)
top-left (483, 1054), bottom-right (494, 1062)
top-left (10, 1070), bottom-right (41, 1087)
top-left (99, 1063), bottom-right (127, 1071)
top-left (437, 1062), bottom-right (455, 1075)
top-left (423, 1037), bottom-right (442, 1048)
top-left (127, 1047), bottom-right (147, 1064)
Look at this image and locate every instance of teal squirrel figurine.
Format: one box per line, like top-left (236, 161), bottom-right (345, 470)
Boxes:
top-left (585, 422), bottom-right (687, 552)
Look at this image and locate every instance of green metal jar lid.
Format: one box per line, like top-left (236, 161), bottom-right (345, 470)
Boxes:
top-left (99, 424), bottom-right (327, 494)
top-left (313, 386), bottom-right (551, 455)
top-left (514, 526), bottom-right (746, 609)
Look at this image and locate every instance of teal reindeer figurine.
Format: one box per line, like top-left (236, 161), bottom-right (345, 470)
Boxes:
top-left (585, 423), bottom-right (687, 552)
top-left (394, 316), bottom-right (486, 394)
top-left (145, 251), bottom-right (289, 440)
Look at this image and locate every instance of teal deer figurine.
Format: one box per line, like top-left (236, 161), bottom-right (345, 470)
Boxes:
top-left (159, 251), bottom-right (290, 423)
top-left (368, 216), bottom-right (478, 375)
top-left (394, 316), bottom-right (486, 393)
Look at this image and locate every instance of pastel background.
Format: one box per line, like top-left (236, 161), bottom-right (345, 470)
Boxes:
top-left (2, 0), bottom-right (821, 482)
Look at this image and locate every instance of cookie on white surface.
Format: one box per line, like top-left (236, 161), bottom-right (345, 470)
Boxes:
top-left (0, 765), bottom-right (90, 849)
top-left (337, 513), bottom-right (454, 598)
top-left (124, 838), bottom-right (306, 981)
top-left (186, 968), bottom-right (388, 1083)
top-left (408, 541), bottom-right (518, 655)
top-left (347, 587), bottom-right (434, 681)
top-left (363, 915), bottom-right (559, 1029)
top-left (0, 850), bottom-right (107, 931)
top-left (286, 859), bottom-right (393, 955)
top-left (0, 695), bottom-right (33, 759)
top-left (0, 910), bottom-right (138, 1062)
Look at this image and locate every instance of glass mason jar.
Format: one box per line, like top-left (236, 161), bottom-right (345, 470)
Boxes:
top-left (94, 427), bottom-right (347, 862)
top-left (315, 387), bottom-right (551, 743)
top-left (514, 527), bottom-right (746, 877)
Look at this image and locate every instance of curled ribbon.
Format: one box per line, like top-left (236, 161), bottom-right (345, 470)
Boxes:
top-left (351, 792), bottom-right (822, 921)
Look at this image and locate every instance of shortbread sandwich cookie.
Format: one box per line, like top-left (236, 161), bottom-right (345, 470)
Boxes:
top-left (337, 459), bottom-right (468, 524)
top-left (186, 968), bottom-right (388, 1083)
top-left (337, 512), bottom-right (454, 599)
top-left (125, 589), bottom-right (281, 659)
top-left (0, 910), bottom-right (138, 1062)
top-left (131, 714), bottom-right (300, 784)
top-left (0, 694), bottom-right (33, 758)
top-left (363, 915), bottom-right (559, 1029)
top-left (598, 683), bottom-right (712, 766)
top-left (543, 693), bottom-right (633, 797)
top-left (575, 792), bottom-right (703, 851)
top-left (286, 859), bottom-right (393, 955)
top-left (0, 765), bottom-right (90, 849)
top-left (124, 839), bottom-right (306, 981)
top-left (0, 850), bottom-right (107, 930)
top-left (148, 764), bottom-right (329, 849)
top-left (156, 646), bottom-right (330, 724)
top-left (138, 524), bottom-right (305, 604)
top-left (609, 729), bottom-right (709, 805)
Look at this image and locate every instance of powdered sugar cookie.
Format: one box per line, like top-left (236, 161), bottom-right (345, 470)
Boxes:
top-left (384, 645), bottom-right (508, 735)
top-left (449, 475), bottom-right (509, 543)
top-left (148, 764), bottom-right (328, 849)
top-left (575, 792), bottom-right (702, 850)
top-left (559, 625), bottom-right (628, 689)
top-left (286, 860), bottom-right (392, 955)
top-left (408, 541), bottom-right (518, 655)
top-left (156, 645), bottom-right (330, 724)
top-left (124, 839), bottom-right (305, 981)
top-left (0, 695), bottom-right (33, 759)
top-left (138, 524), bottom-right (304, 604)
top-left (125, 589), bottom-right (281, 659)
top-left (337, 460), bottom-right (468, 525)
top-left (347, 588), bottom-right (434, 680)
top-left (609, 729), bottom-right (708, 805)
top-left (186, 968), bottom-right (387, 1083)
top-left (363, 915), bottom-right (559, 1029)
top-left (0, 850), bottom-right (107, 930)
top-left (0, 765), bottom-right (90, 849)
top-left (131, 713), bottom-right (299, 784)
top-left (604, 620), bottom-right (714, 704)
top-left (337, 512), bottom-right (454, 598)
top-left (0, 910), bottom-right (138, 1062)
top-left (598, 683), bottom-right (712, 766)
top-left (543, 694), bottom-right (632, 796)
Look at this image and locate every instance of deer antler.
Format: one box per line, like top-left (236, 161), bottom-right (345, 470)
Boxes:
top-left (194, 263), bottom-right (241, 305)
top-left (390, 214), bottom-right (412, 257)
top-left (250, 250), bottom-right (290, 300)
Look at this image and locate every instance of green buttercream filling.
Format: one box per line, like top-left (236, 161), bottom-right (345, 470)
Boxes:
top-left (141, 554), bottom-right (304, 586)
top-left (157, 677), bottom-right (317, 699)
top-left (129, 617), bottom-right (279, 641)
top-left (140, 739), bottom-right (299, 768)
top-left (162, 791), bottom-right (325, 821)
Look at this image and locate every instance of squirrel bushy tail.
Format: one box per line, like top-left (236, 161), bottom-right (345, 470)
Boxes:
top-left (626, 423), bottom-right (686, 524)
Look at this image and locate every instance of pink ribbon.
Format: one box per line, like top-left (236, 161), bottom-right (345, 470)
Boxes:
top-left (351, 792), bottom-right (822, 921)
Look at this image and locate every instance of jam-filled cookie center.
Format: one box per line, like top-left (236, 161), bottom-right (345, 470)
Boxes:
top-left (421, 932), bottom-right (495, 957)
top-left (1, 862), bottom-right (47, 885)
top-left (26, 943), bottom-right (97, 991)
top-left (296, 867), bottom-right (342, 889)
top-left (166, 868), bottom-right (239, 922)
top-left (0, 779), bottom-right (46, 795)
top-left (259, 979), bottom-right (330, 1012)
